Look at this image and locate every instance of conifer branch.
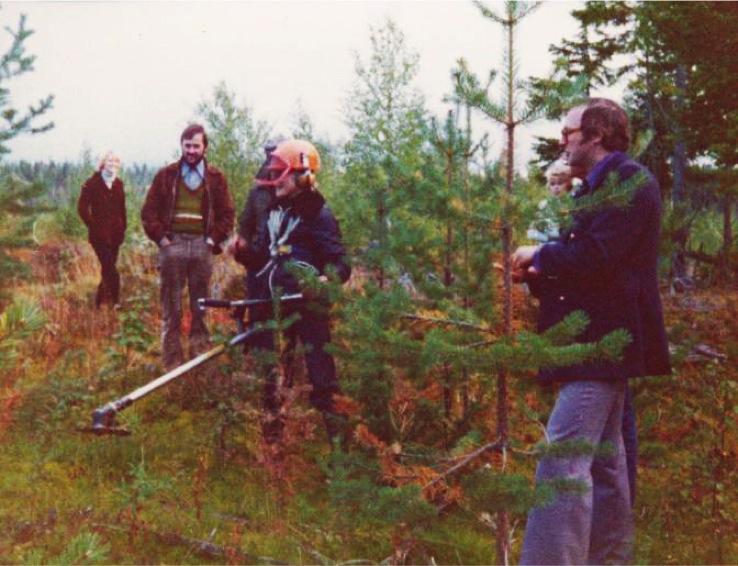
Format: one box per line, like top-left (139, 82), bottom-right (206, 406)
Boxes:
top-left (547, 170), bottom-right (649, 232)
top-left (473, 1), bottom-right (506, 25)
top-left (516, 2), bottom-right (543, 21)
top-left (400, 313), bottom-right (491, 333)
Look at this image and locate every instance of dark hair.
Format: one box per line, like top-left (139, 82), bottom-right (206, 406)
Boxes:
top-left (180, 123), bottom-right (208, 148)
top-left (581, 98), bottom-right (630, 152)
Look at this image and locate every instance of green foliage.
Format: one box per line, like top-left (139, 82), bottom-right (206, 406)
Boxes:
top-left (525, 71), bottom-right (589, 169)
top-left (0, 172), bottom-right (48, 287)
top-left (365, 482), bottom-right (435, 525)
top-left (0, 8), bottom-right (735, 565)
top-left (463, 469), bottom-right (539, 515)
top-left (45, 151), bottom-right (96, 243)
top-left (0, 12), bottom-right (55, 293)
top-left (0, 297), bottom-right (45, 371)
top-left (634, 310), bottom-right (738, 563)
top-left (21, 530), bottom-right (110, 565)
top-left (197, 81), bottom-right (271, 210)
top-left (116, 452), bottom-right (174, 509)
top-left (100, 290), bottom-right (155, 383)
top-left (0, 12), bottom-right (54, 159)
top-left (339, 17), bottom-right (428, 278)
top-left (567, 169), bottom-right (646, 221)
top-left (412, 313), bottom-right (629, 377)
top-left (335, 283), bottom-right (413, 440)
top-left (551, 1), bottom-right (738, 279)
top-left (536, 438), bottom-right (614, 459)
top-left (328, 469), bottom-right (435, 528)
top-left (4, 152), bottom-right (150, 249)
top-left (55, 531), bottom-right (111, 565)
top-left (27, 351), bottom-right (92, 442)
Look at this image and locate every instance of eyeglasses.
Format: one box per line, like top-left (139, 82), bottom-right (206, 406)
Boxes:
top-left (561, 127), bottom-right (582, 143)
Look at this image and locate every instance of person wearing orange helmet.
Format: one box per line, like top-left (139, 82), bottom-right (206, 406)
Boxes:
top-left (234, 139), bottom-right (351, 447)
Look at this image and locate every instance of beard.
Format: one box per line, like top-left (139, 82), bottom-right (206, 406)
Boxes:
top-left (183, 152), bottom-right (204, 166)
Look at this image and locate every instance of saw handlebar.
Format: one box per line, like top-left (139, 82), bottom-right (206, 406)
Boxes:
top-left (197, 293), bottom-right (304, 311)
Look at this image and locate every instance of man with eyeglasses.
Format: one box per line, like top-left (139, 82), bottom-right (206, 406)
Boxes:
top-left (513, 98), bottom-right (670, 564)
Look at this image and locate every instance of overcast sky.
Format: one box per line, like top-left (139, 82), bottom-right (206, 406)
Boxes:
top-left (3, 1), bottom-right (622, 170)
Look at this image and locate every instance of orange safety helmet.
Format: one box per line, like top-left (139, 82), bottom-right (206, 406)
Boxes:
top-left (261, 139), bottom-right (321, 189)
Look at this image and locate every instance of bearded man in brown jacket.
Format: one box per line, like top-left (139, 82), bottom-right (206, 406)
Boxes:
top-left (141, 124), bottom-right (234, 370)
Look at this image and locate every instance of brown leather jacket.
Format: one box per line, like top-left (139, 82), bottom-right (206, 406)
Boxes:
top-left (141, 159), bottom-right (234, 251)
top-left (77, 171), bottom-right (127, 246)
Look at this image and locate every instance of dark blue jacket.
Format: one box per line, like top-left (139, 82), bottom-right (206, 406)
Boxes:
top-left (530, 153), bottom-right (671, 382)
top-left (247, 188), bottom-right (350, 299)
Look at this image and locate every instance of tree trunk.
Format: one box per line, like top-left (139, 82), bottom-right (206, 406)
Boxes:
top-left (495, 14), bottom-right (515, 565)
top-left (670, 64), bottom-right (689, 281)
top-left (377, 184), bottom-right (387, 289)
top-left (443, 154), bottom-right (454, 420)
top-left (719, 193), bottom-right (733, 281)
top-left (461, 103), bottom-right (472, 420)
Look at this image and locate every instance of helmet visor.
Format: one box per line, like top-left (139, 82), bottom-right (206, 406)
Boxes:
top-left (259, 154), bottom-right (291, 187)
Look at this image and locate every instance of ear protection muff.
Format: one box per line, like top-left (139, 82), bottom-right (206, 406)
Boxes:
top-left (293, 152), bottom-right (316, 189)
top-left (294, 170), bottom-right (316, 189)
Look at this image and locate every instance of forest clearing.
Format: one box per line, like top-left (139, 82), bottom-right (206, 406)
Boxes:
top-left (0, 236), bottom-right (735, 564)
top-left (1, 1), bottom-right (737, 564)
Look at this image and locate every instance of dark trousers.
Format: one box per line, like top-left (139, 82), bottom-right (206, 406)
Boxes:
top-left (249, 303), bottom-right (341, 442)
top-left (90, 241), bottom-right (121, 307)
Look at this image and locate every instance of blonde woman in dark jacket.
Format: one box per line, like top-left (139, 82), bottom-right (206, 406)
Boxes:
top-left (77, 152), bottom-right (126, 308)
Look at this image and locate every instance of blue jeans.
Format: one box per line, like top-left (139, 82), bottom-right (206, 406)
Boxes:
top-left (520, 380), bottom-right (633, 565)
top-left (623, 385), bottom-right (637, 507)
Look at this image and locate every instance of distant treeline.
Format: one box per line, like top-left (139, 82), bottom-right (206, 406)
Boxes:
top-left (4, 158), bottom-right (157, 204)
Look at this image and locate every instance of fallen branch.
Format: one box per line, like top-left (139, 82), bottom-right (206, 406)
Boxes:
top-left (91, 522), bottom-right (281, 564)
top-left (423, 439), bottom-right (503, 490)
top-left (286, 523), bottom-right (375, 565)
top-left (687, 343), bottom-right (728, 363)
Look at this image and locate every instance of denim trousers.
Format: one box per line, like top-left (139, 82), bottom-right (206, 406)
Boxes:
top-left (622, 385), bottom-right (637, 507)
top-left (158, 234), bottom-right (212, 369)
top-left (520, 380), bottom-right (633, 565)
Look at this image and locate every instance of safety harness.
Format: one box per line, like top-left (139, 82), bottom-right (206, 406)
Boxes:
top-left (257, 207), bottom-right (318, 295)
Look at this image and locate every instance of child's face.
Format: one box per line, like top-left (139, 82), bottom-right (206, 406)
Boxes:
top-left (548, 175), bottom-right (571, 197)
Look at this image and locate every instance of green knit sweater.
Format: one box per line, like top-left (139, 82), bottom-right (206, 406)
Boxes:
top-left (171, 178), bottom-right (204, 235)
